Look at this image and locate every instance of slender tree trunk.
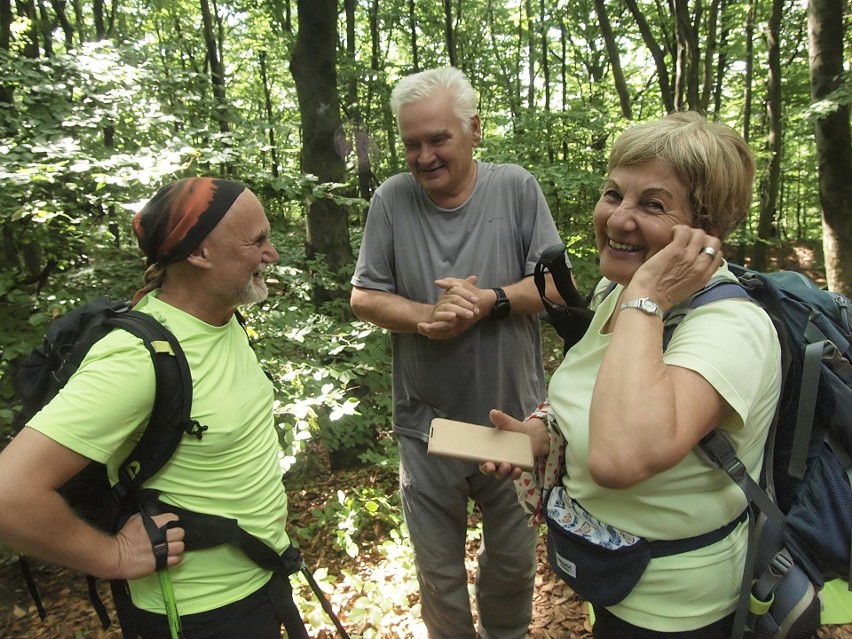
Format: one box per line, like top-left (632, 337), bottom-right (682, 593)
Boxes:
top-left (291, 0), bottom-right (352, 306)
top-left (443, 0), bottom-right (456, 67)
top-left (343, 0), bottom-right (371, 202)
top-left (259, 51), bottom-right (279, 178)
top-left (712, 0), bottom-right (730, 116)
top-left (407, 0), bottom-right (418, 71)
top-left (623, 0), bottom-right (674, 112)
top-left (525, 0), bottom-right (534, 109)
top-left (18, 0), bottom-right (40, 58)
top-left (753, 0), bottom-right (783, 271)
top-left (808, 0), bottom-right (852, 293)
top-left (0, 0), bottom-right (13, 107)
top-left (593, 0), bottom-right (632, 119)
top-left (200, 0), bottom-right (230, 137)
top-left (673, 0), bottom-right (701, 110)
top-left (49, 0), bottom-right (75, 49)
top-left (701, 0), bottom-right (721, 111)
top-left (93, 0), bottom-right (105, 40)
top-left (743, 1), bottom-right (755, 142)
top-left (370, 0), bottom-right (397, 180)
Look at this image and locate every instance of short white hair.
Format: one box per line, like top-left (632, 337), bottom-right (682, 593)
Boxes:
top-left (390, 67), bottom-right (479, 134)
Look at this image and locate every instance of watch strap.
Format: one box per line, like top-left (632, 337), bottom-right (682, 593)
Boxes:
top-left (491, 287), bottom-right (511, 320)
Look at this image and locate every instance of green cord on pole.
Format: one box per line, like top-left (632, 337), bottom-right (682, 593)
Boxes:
top-left (158, 567), bottom-right (183, 639)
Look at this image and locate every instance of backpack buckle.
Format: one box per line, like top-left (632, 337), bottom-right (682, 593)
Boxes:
top-left (698, 431), bottom-right (747, 481)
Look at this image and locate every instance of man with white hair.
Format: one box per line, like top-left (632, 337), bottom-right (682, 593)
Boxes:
top-left (351, 67), bottom-right (561, 639)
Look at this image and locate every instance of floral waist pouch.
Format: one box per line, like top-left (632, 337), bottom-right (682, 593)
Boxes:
top-left (543, 486), bottom-right (747, 607)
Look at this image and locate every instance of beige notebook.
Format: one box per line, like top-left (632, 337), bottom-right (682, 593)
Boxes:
top-left (427, 417), bottom-right (534, 471)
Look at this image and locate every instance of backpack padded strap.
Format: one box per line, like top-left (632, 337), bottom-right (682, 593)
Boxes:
top-left (789, 340), bottom-right (828, 479)
top-left (102, 310), bottom-right (194, 496)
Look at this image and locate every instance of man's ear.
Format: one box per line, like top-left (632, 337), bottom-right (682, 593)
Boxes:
top-left (470, 114), bottom-right (482, 147)
top-left (186, 246), bottom-right (213, 269)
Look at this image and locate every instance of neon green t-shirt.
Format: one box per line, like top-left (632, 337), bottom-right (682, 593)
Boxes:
top-left (549, 266), bottom-right (781, 631)
top-left (28, 293), bottom-right (290, 615)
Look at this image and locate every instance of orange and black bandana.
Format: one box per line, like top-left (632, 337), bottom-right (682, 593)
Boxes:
top-left (132, 178), bottom-right (246, 267)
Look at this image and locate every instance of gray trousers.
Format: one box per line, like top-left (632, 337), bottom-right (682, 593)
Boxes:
top-left (399, 436), bottom-right (537, 639)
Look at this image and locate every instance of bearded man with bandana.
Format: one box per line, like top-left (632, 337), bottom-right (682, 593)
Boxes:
top-left (0, 178), bottom-right (309, 639)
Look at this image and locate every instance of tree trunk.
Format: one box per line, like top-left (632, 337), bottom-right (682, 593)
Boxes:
top-left (0, 0), bottom-right (13, 107)
top-left (199, 0), bottom-right (229, 137)
top-left (712, 0), bottom-right (730, 116)
top-left (623, 0), bottom-right (674, 112)
top-left (49, 0), bottom-right (75, 49)
top-left (18, 0), bottom-right (40, 58)
top-left (93, 0), bottom-right (106, 39)
top-left (291, 0), bottom-right (352, 306)
top-left (443, 0), bottom-right (456, 67)
top-left (673, 0), bottom-right (701, 110)
top-left (407, 0), bottom-right (418, 71)
top-left (808, 0), bottom-right (852, 294)
top-left (259, 51), bottom-right (280, 178)
top-left (593, 0), bottom-right (632, 120)
top-left (701, 0), bottom-right (721, 111)
top-left (743, 1), bottom-right (755, 142)
top-left (752, 0), bottom-right (783, 271)
top-left (525, 0), bottom-right (534, 109)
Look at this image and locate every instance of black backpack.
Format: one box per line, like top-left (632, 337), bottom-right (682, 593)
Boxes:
top-left (535, 244), bottom-right (852, 639)
top-left (13, 296), bottom-right (197, 530)
top-left (10, 296), bottom-right (351, 639)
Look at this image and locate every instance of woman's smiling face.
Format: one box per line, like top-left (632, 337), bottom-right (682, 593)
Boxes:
top-left (594, 157), bottom-right (695, 286)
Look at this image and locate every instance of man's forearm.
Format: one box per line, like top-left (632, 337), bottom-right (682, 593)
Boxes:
top-left (351, 287), bottom-right (431, 333)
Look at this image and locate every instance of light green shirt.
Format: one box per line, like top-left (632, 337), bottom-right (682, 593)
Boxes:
top-left (549, 266), bottom-right (781, 630)
top-left (29, 293), bottom-right (290, 615)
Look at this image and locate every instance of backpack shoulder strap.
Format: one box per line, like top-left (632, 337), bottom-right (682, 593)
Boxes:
top-left (662, 279), bottom-right (752, 349)
top-left (101, 309), bottom-right (196, 499)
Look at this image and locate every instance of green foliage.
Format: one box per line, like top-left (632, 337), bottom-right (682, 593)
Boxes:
top-left (293, 527), bottom-right (419, 638)
top-left (294, 486), bottom-right (403, 559)
top-left (243, 227), bottom-right (391, 469)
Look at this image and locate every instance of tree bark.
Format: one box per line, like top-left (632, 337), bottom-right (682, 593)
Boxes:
top-left (673, 0), bottom-right (701, 110)
top-left (623, 0), bottom-right (674, 112)
top-left (291, 0), bottom-right (352, 306)
top-left (753, 0), bottom-right (783, 271)
top-left (808, 0), bottom-right (852, 293)
top-left (526, 0), bottom-right (534, 109)
top-left (259, 51), bottom-right (280, 178)
top-left (0, 0), bottom-right (13, 107)
top-left (443, 0), bottom-right (456, 67)
top-left (593, 0), bottom-right (632, 120)
top-left (199, 0), bottom-right (229, 136)
top-left (407, 0), bottom-right (418, 71)
top-left (49, 0), bottom-right (75, 49)
top-left (743, 1), bottom-right (755, 142)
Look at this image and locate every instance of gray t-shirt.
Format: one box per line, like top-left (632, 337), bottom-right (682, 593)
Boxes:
top-left (352, 160), bottom-right (561, 440)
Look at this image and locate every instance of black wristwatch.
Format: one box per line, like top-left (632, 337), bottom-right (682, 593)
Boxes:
top-left (490, 287), bottom-right (511, 320)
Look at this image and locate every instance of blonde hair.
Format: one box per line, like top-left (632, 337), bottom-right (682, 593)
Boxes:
top-left (608, 112), bottom-right (755, 238)
top-left (390, 67), bottom-right (479, 135)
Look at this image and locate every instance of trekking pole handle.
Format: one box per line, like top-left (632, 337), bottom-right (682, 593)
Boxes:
top-left (539, 244), bottom-right (586, 308)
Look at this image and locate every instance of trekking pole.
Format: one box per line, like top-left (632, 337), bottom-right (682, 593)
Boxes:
top-left (299, 561), bottom-right (351, 639)
top-left (18, 556), bottom-right (47, 620)
top-left (158, 568), bottom-right (184, 639)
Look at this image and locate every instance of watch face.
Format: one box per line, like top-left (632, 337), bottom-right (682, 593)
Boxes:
top-left (640, 299), bottom-right (656, 313)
